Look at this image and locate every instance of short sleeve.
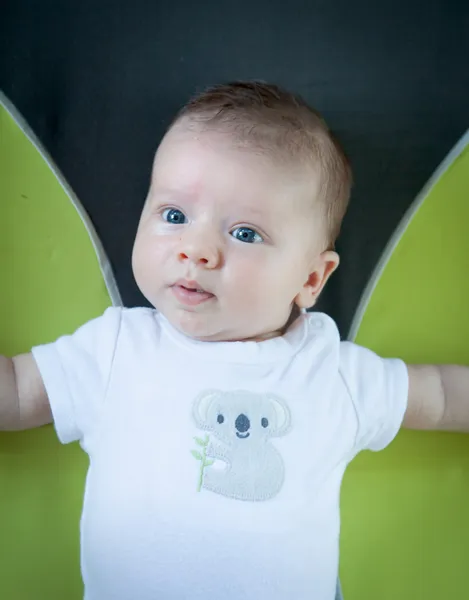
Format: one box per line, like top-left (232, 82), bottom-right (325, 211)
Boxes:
top-left (31, 307), bottom-right (122, 446)
top-left (339, 341), bottom-right (409, 453)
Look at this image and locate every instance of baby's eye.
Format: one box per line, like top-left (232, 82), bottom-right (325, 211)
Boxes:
top-left (162, 208), bottom-right (187, 224)
top-left (231, 226), bottom-right (263, 244)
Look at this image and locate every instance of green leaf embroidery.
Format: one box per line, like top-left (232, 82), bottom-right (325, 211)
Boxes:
top-left (191, 434), bottom-right (214, 492)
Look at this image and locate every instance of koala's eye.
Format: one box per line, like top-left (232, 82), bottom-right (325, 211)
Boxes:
top-left (261, 417), bottom-right (269, 428)
top-left (217, 414), bottom-right (225, 424)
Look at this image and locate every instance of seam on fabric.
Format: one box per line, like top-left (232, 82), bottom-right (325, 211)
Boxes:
top-left (53, 344), bottom-right (81, 443)
top-left (94, 309), bottom-right (123, 447)
top-left (158, 316), bottom-right (311, 366)
top-left (338, 365), bottom-right (361, 457)
top-left (102, 309), bottom-right (123, 405)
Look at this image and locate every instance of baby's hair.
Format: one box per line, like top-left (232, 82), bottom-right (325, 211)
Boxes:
top-left (170, 80), bottom-right (352, 248)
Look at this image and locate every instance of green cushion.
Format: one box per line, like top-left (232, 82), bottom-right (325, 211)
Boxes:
top-left (2, 90), bottom-right (469, 598)
top-left (341, 131), bottom-right (469, 599)
top-left (0, 95), bottom-right (119, 599)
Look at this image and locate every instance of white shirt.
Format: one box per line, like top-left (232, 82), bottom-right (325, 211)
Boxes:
top-left (32, 307), bottom-right (408, 600)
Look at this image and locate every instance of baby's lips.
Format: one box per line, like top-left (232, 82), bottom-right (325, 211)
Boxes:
top-left (174, 278), bottom-right (212, 294)
top-left (171, 284), bottom-right (215, 306)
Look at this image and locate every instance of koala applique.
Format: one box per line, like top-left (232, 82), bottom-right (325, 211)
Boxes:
top-left (191, 390), bottom-right (291, 502)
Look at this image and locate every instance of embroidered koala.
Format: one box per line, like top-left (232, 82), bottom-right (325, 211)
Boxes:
top-left (192, 389), bottom-right (291, 502)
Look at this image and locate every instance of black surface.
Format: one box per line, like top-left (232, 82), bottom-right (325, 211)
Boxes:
top-left (1, 0), bottom-right (468, 336)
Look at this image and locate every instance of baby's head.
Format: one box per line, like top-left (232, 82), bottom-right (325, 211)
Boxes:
top-left (132, 81), bottom-right (352, 342)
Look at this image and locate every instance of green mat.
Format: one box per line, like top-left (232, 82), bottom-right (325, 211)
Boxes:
top-left (0, 93), bottom-right (121, 598)
top-left (2, 91), bottom-right (469, 599)
top-left (340, 130), bottom-right (469, 599)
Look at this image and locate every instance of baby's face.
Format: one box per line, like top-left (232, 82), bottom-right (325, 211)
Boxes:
top-left (132, 124), bottom-right (333, 341)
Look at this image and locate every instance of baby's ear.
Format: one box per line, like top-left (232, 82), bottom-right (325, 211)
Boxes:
top-left (294, 251), bottom-right (339, 310)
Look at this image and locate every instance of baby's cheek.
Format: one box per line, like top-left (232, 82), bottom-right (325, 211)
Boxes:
top-left (139, 228), bottom-right (172, 261)
top-left (133, 236), bottom-right (152, 272)
top-left (133, 233), bottom-right (166, 288)
top-left (228, 258), bottom-right (264, 298)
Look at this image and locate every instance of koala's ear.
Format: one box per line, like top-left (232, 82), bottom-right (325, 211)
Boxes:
top-left (268, 395), bottom-right (292, 437)
top-left (192, 389), bottom-right (221, 430)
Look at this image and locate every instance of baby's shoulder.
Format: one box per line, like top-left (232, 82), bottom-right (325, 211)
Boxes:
top-left (301, 311), bottom-right (341, 349)
top-left (118, 305), bottom-right (158, 321)
top-left (115, 306), bottom-right (162, 335)
top-left (92, 305), bottom-right (158, 328)
top-left (301, 311), bottom-right (389, 373)
top-left (82, 306), bottom-right (162, 347)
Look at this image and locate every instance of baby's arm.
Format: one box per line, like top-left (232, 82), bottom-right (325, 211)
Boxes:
top-left (0, 353), bottom-right (52, 430)
top-left (404, 365), bottom-right (469, 431)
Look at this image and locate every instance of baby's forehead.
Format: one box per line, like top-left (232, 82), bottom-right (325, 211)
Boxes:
top-left (154, 125), bottom-right (267, 170)
top-left (156, 121), bottom-right (316, 176)
top-left (150, 124), bottom-right (325, 241)
top-left (153, 128), bottom-right (319, 199)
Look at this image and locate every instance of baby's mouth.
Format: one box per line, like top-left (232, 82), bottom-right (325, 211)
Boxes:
top-left (181, 285), bottom-right (206, 293)
top-left (171, 282), bottom-right (215, 306)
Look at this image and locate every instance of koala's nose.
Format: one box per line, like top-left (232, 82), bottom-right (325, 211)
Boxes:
top-left (235, 414), bottom-right (250, 433)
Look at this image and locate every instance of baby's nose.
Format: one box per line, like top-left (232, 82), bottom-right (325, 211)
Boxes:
top-left (177, 232), bottom-right (222, 269)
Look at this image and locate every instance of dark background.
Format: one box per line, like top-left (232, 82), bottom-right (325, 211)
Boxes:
top-left (1, 0), bottom-right (468, 337)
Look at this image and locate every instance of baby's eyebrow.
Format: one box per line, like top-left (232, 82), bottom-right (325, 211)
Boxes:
top-left (151, 186), bottom-right (195, 202)
top-left (235, 205), bottom-right (269, 220)
top-left (151, 187), bottom-right (271, 225)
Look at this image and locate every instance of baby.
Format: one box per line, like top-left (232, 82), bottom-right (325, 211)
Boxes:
top-left (1, 81), bottom-right (468, 600)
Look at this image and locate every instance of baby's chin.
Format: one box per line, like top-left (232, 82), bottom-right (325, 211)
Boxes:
top-left (161, 307), bottom-right (283, 343)
top-left (170, 313), bottom-right (246, 343)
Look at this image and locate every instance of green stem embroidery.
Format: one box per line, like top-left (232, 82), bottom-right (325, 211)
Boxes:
top-left (191, 434), bottom-right (213, 492)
